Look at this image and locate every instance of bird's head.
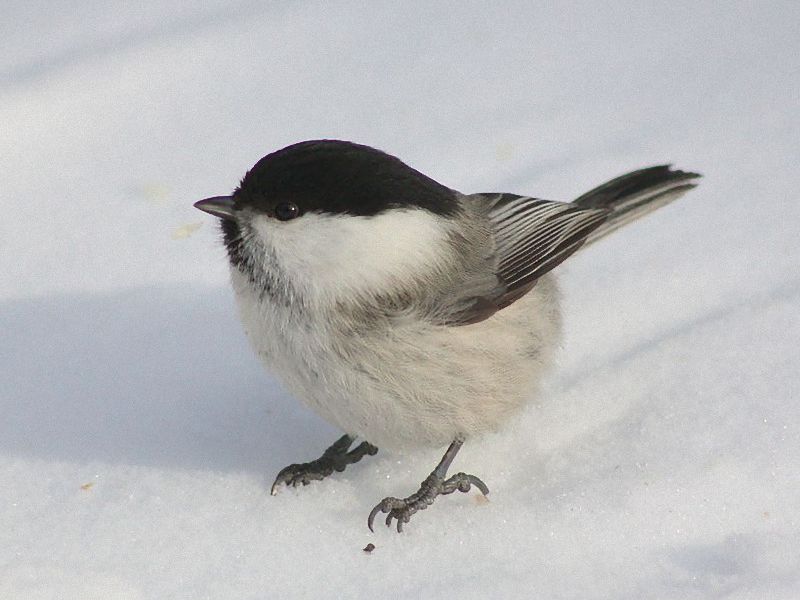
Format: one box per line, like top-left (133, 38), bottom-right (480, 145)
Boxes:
top-left (194, 140), bottom-right (459, 303)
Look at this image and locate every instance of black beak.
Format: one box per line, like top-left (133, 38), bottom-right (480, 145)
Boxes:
top-left (194, 195), bottom-right (236, 220)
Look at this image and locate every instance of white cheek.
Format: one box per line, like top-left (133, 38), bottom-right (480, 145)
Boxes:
top-left (248, 209), bottom-right (451, 301)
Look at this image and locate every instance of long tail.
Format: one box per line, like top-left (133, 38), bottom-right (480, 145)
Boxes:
top-left (573, 165), bottom-right (701, 246)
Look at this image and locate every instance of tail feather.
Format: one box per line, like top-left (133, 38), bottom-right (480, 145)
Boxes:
top-left (573, 165), bottom-right (701, 246)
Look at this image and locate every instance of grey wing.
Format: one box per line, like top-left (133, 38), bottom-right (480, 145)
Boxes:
top-left (434, 193), bottom-right (608, 326)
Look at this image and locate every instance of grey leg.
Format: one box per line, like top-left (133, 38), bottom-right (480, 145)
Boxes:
top-left (367, 438), bottom-right (489, 532)
top-left (271, 434), bottom-right (378, 495)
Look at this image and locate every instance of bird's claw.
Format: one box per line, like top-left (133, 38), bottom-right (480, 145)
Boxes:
top-left (270, 462), bottom-right (329, 495)
top-left (367, 496), bottom-right (421, 533)
top-left (367, 472), bottom-right (488, 532)
top-left (271, 436), bottom-right (378, 495)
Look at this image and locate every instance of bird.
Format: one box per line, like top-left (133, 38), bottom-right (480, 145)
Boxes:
top-left (194, 139), bottom-right (700, 532)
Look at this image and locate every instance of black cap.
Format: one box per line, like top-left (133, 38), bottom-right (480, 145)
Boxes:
top-left (233, 140), bottom-right (460, 218)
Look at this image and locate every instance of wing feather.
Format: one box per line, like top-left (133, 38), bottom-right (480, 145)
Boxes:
top-left (433, 194), bottom-right (607, 326)
top-left (489, 194), bottom-right (608, 289)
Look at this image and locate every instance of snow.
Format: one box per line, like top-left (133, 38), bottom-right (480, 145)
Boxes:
top-left (2, 1), bottom-right (799, 598)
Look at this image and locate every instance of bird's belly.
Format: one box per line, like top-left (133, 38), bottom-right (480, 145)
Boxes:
top-left (232, 271), bottom-right (562, 450)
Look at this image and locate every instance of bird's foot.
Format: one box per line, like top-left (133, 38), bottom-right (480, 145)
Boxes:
top-left (368, 471), bottom-right (489, 532)
top-left (271, 434), bottom-right (378, 495)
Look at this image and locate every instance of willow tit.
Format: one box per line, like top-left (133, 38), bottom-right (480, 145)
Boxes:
top-left (194, 140), bottom-right (700, 532)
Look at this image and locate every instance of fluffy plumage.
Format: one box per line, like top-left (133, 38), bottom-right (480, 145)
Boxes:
top-left (206, 140), bottom-right (699, 450)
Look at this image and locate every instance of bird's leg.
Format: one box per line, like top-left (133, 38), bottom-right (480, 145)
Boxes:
top-left (271, 434), bottom-right (378, 495)
top-left (367, 438), bottom-right (489, 533)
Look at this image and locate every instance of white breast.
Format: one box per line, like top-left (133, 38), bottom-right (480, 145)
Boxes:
top-left (230, 264), bottom-right (563, 451)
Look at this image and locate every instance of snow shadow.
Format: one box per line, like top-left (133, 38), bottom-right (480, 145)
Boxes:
top-left (0, 285), bottom-right (337, 473)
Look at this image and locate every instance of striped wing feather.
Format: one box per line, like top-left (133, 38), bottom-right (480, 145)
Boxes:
top-left (437, 194), bottom-right (608, 326)
top-left (490, 194), bottom-right (608, 292)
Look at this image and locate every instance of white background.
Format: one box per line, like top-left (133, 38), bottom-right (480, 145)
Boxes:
top-left (1, 2), bottom-right (798, 598)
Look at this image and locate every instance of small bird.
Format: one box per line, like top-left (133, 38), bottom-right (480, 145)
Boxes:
top-left (194, 140), bottom-right (700, 532)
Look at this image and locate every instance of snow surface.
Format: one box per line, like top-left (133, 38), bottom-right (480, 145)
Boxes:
top-left (2, 2), bottom-right (799, 598)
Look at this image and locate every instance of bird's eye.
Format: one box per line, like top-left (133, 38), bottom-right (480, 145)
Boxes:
top-left (274, 202), bottom-right (300, 221)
